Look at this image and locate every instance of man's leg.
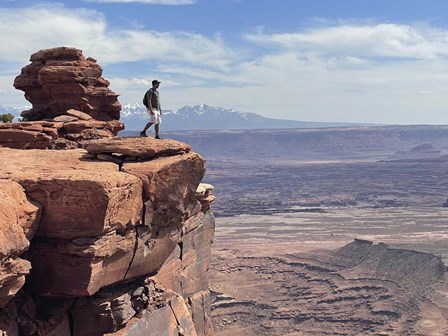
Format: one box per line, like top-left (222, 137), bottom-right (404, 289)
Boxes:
top-left (154, 124), bottom-right (160, 139)
top-left (141, 122), bottom-right (153, 136)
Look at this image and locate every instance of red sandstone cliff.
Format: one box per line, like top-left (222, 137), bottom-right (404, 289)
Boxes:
top-left (0, 47), bottom-right (216, 336)
top-left (0, 139), bottom-right (215, 335)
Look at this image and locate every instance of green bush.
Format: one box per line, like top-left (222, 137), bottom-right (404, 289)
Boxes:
top-left (0, 113), bottom-right (14, 123)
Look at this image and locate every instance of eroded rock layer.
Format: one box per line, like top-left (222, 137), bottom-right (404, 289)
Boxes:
top-left (211, 239), bottom-right (448, 336)
top-left (0, 137), bottom-right (215, 335)
top-left (0, 115), bottom-right (124, 150)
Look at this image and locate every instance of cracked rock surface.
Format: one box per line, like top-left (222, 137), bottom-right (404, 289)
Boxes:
top-left (0, 137), bottom-right (215, 336)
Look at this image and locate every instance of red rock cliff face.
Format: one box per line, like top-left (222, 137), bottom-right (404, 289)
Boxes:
top-left (0, 138), bottom-right (216, 336)
top-left (14, 47), bottom-right (121, 122)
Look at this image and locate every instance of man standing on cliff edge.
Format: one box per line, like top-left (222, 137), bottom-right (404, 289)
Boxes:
top-left (140, 79), bottom-right (162, 139)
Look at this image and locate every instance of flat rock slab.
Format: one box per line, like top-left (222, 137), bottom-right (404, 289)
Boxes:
top-left (0, 128), bottom-right (52, 149)
top-left (0, 148), bottom-right (142, 239)
top-left (85, 137), bottom-right (191, 158)
top-left (66, 108), bottom-right (92, 120)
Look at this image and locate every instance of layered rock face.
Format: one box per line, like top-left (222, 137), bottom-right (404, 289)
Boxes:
top-left (0, 137), bottom-right (215, 335)
top-left (0, 115), bottom-right (123, 150)
top-left (0, 47), bottom-right (124, 149)
top-left (14, 47), bottom-right (121, 121)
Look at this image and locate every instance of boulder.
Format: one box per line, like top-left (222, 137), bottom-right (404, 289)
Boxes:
top-left (195, 183), bottom-right (216, 212)
top-left (195, 183), bottom-right (214, 198)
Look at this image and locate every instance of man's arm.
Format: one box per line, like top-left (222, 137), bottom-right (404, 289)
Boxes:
top-left (159, 95), bottom-right (162, 115)
top-left (146, 91), bottom-right (154, 115)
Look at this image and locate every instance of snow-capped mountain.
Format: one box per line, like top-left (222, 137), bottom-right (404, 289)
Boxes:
top-left (121, 103), bottom-right (248, 119)
top-left (1, 102), bottom-right (366, 131)
top-left (120, 103), bottom-right (357, 131)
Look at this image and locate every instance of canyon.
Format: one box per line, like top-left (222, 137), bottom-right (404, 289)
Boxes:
top-left (202, 133), bottom-right (448, 336)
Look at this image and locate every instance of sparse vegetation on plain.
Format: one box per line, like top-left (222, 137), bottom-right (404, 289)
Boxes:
top-left (0, 113), bottom-right (14, 123)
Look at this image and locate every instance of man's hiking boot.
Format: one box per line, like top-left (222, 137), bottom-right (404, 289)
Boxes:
top-left (155, 135), bottom-right (161, 139)
top-left (140, 131), bottom-right (147, 137)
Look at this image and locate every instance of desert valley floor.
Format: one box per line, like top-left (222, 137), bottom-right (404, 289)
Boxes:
top-left (205, 157), bottom-right (448, 336)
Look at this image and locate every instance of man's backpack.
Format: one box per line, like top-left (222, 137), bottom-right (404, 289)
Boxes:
top-left (142, 90), bottom-right (149, 108)
top-left (142, 89), bottom-right (154, 108)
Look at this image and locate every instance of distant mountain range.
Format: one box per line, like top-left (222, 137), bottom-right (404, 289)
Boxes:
top-left (120, 103), bottom-right (368, 131)
top-left (2, 103), bottom-right (369, 131)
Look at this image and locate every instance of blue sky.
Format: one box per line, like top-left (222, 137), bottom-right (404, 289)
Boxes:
top-left (2, 0), bottom-right (448, 124)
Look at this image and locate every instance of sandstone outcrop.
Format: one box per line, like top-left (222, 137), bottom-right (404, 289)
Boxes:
top-left (0, 117), bottom-right (124, 150)
top-left (14, 47), bottom-right (121, 121)
top-left (0, 47), bottom-right (125, 150)
top-left (0, 137), bottom-right (215, 335)
top-left (1, 47), bottom-right (215, 334)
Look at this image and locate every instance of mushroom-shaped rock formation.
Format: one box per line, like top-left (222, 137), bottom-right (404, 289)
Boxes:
top-left (14, 47), bottom-right (121, 122)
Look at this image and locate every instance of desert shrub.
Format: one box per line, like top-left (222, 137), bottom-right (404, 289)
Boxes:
top-left (0, 113), bottom-right (14, 123)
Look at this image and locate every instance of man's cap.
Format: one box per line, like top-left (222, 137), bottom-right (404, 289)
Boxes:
top-left (152, 79), bottom-right (161, 84)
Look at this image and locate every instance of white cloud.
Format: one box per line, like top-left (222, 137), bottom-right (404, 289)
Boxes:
top-left (0, 4), bottom-right (235, 66)
top-left (145, 49), bottom-right (448, 124)
top-left (245, 23), bottom-right (448, 60)
top-left (2, 3), bottom-right (448, 124)
top-left (85, 0), bottom-right (195, 3)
